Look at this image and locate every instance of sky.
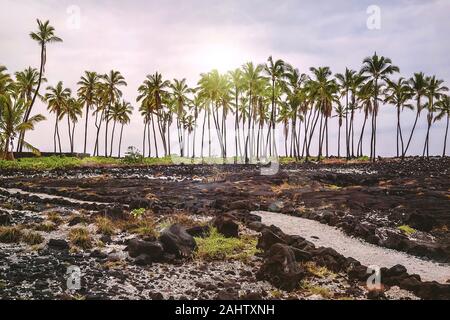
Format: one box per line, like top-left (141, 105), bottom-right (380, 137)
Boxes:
top-left (1, 0), bottom-right (449, 157)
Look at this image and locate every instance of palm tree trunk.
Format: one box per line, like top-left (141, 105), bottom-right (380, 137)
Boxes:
top-left (109, 120), bottom-right (116, 157)
top-left (201, 110), bottom-right (206, 159)
top-left (403, 98), bottom-right (421, 158)
top-left (67, 116), bottom-right (72, 153)
top-left (152, 114), bottom-right (158, 158)
top-left (19, 44), bottom-right (45, 152)
top-left (143, 120), bottom-right (147, 157)
top-left (118, 124), bottom-right (124, 158)
top-left (338, 122), bottom-right (341, 158)
top-left (83, 103), bottom-right (90, 154)
top-left (443, 114), bottom-right (449, 157)
top-left (56, 118), bottom-right (62, 154)
top-left (71, 122), bottom-right (76, 153)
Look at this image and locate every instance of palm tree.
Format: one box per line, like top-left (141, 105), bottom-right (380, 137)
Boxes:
top-left (14, 67), bottom-right (44, 152)
top-left (0, 93), bottom-right (45, 160)
top-left (61, 97), bottom-right (83, 153)
top-left (435, 95), bottom-right (450, 157)
top-left (78, 71), bottom-right (99, 154)
top-left (102, 70), bottom-right (127, 157)
top-left (384, 78), bottom-right (413, 157)
top-left (171, 78), bottom-right (192, 158)
top-left (335, 68), bottom-right (356, 159)
top-left (356, 82), bottom-right (374, 157)
top-left (422, 76), bottom-right (448, 158)
top-left (20, 19), bottom-right (62, 152)
top-left (242, 62), bottom-right (264, 163)
top-left (334, 102), bottom-right (346, 158)
top-left (228, 69), bottom-right (245, 163)
top-left (402, 72), bottom-right (428, 158)
top-left (361, 53), bottom-right (399, 161)
top-left (137, 72), bottom-right (170, 157)
top-left (45, 81), bottom-right (71, 154)
top-left (264, 56), bottom-right (286, 157)
top-left (116, 101), bottom-right (133, 158)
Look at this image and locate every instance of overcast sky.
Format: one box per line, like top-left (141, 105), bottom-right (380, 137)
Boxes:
top-left (1, 0), bottom-right (449, 156)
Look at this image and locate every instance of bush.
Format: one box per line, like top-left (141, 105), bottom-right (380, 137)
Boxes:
top-left (69, 228), bottom-right (93, 249)
top-left (130, 208), bottom-right (146, 219)
top-left (194, 228), bottom-right (259, 261)
top-left (123, 146), bottom-right (144, 164)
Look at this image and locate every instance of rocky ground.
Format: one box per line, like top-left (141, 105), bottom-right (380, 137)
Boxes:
top-left (0, 157), bottom-right (449, 300)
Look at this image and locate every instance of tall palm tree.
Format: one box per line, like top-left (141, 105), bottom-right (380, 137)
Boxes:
top-left (361, 53), bottom-right (399, 161)
top-left (264, 56), bottom-right (286, 157)
top-left (77, 71), bottom-right (99, 154)
top-left (61, 97), bottom-right (83, 153)
top-left (384, 78), bottom-right (413, 157)
top-left (356, 82), bottom-right (374, 157)
top-left (333, 102), bottom-right (346, 158)
top-left (228, 69), bottom-right (245, 163)
top-left (402, 72), bottom-right (428, 158)
top-left (422, 76), bottom-right (448, 158)
top-left (117, 101), bottom-right (133, 158)
top-left (0, 93), bottom-right (45, 160)
top-left (45, 81), bottom-right (71, 154)
top-left (242, 62), bottom-right (264, 163)
top-left (435, 95), bottom-right (450, 157)
top-left (171, 78), bottom-right (192, 158)
top-left (102, 70), bottom-right (127, 157)
top-left (335, 68), bottom-right (356, 159)
top-left (20, 19), bottom-right (62, 152)
top-left (14, 67), bottom-right (45, 152)
top-left (137, 72), bottom-right (170, 157)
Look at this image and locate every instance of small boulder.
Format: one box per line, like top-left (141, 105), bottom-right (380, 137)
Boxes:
top-left (186, 225), bottom-right (210, 238)
top-left (256, 243), bottom-right (305, 291)
top-left (257, 228), bottom-right (287, 251)
top-left (268, 201), bottom-right (284, 213)
top-left (0, 211), bottom-right (12, 225)
top-left (212, 216), bottom-right (239, 238)
top-left (126, 238), bottom-right (164, 260)
top-left (48, 239), bottom-right (69, 250)
top-left (159, 224), bottom-right (196, 257)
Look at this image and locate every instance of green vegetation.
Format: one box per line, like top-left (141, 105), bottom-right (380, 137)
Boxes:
top-left (398, 225), bottom-right (417, 235)
top-left (130, 208), bottom-right (146, 219)
top-left (303, 262), bottom-right (336, 279)
top-left (194, 228), bottom-right (259, 261)
top-left (298, 280), bottom-right (334, 299)
top-left (119, 217), bottom-right (158, 237)
top-left (68, 227), bottom-right (93, 249)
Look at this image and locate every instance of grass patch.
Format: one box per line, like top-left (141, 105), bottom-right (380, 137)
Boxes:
top-left (194, 228), bottom-right (259, 261)
top-left (0, 226), bottom-right (23, 243)
top-left (119, 217), bottom-right (158, 237)
top-left (298, 280), bottom-right (334, 299)
top-left (69, 227), bottom-right (93, 249)
top-left (34, 221), bottom-right (57, 232)
top-left (95, 217), bottom-right (116, 236)
top-left (46, 212), bottom-right (63, 224)
top-left (303, 262), bottom-right (336, 279)
top-left (22, 231), bottom-right (44, 245)
top-left (130, 208), bottom-right (146, 219)
top-left (398, 225), bottom-right (417, 235)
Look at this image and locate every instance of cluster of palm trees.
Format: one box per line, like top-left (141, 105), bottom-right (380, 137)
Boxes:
top-left (135, 55), bottom-right (449, 162)
top-left (1, 19), bottom-right (450, 162)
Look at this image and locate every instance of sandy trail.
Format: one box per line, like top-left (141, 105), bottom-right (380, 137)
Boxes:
top-left (254, 211), bottom-right (450, 283)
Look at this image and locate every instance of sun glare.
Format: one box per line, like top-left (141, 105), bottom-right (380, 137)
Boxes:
top-left (195, 43), bottom-right (243, 73)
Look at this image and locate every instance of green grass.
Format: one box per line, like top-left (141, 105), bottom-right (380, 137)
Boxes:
top-left (194, 228), bottom-right (260, 261)
top-left (398, 225), bottom-right (417, 235)
top-left (298, 280), bottom-right (334, 299)
top-left (303, 262), bottom-right (337, 279)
